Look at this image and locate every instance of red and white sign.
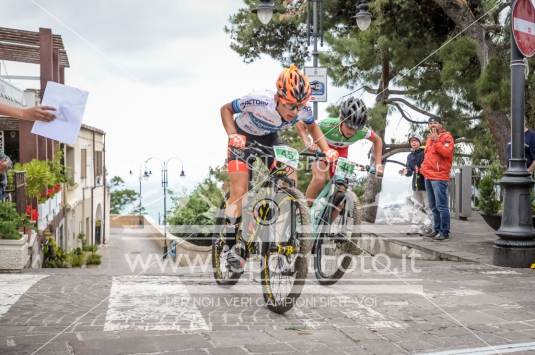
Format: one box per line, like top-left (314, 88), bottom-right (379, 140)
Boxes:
top-left (513, 0), bottom-right (535, 57)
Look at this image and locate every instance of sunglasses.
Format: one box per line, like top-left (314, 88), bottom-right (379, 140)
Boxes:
top-left (281, 102), bottom-right (304, 111)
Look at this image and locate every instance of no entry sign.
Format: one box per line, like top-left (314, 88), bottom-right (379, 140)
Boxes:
top-left (513, 0), bottom-right (535, 57)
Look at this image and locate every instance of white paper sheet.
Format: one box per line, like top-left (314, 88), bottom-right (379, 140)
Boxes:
top-left (31, 81), bottom-right (89, 145)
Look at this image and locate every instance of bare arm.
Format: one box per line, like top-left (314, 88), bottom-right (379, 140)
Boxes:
top-left (295, 121), bottom-right (309, 143)
top-left (307, 123), bottom-right (330, 152)
top-left (0, 103), bottom-right (56, 122)
top-left (220, 103), bottom-right (238, 136)
top-left (368, 133), bottom-right (384, 167)
top-left (528, 160), bottom-right (535, 173)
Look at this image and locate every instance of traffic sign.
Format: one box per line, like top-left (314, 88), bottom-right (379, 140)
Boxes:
top-left (304, 67), bottom-right (327, 102)
top-left (513, 0), bottom-right (535, 57)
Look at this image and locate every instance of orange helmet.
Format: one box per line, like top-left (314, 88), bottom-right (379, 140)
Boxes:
top-left (276, 64), bottom-right (311, 105)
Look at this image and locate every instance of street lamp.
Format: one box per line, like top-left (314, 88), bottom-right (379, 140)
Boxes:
top-left (252, 0), bottom-right (276, 25)
top-left (129, 158), bottom-right (152, 226)
top-left (494, 2), bottom-right (535, 268)
top-left (355, 1), bottom-right (372, 31)
top-left (145, 156), bottom-right (186, 258)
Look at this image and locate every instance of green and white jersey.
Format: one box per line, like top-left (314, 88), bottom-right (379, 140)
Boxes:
top-left (318, 117), bottom-right (375, 147)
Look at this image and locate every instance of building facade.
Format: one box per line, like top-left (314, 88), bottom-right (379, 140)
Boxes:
top-left (63, 125), bottom-right (109, 249)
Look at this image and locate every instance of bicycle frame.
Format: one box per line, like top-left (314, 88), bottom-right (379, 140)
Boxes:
top-left (236, 143), bottom-right (301, 258)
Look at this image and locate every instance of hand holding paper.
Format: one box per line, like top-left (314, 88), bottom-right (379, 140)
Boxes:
top-left (31, 81), bottom-right (89, 145)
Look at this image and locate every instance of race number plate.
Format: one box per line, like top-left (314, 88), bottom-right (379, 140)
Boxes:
top-left (334, 157), bottom-right (357, 179)
top-left (273, 145), bottom-right (300, 169)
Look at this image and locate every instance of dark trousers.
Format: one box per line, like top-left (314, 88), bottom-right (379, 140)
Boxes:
top-left (425, 179), bottom-right (450, 236)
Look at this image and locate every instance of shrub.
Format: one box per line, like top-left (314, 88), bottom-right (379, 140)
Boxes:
top-left (67, 251), bottom-right (84, 267)
top-left (86, 253), bottom-right (101, 265)
top-left (82, 244), bottom-right (97, 253)
top-left (477, 163), bottom-right (503, 215)
top-left (0, 202), bottom-right (25, 240)
top-left (42, 234), bottom-right (68, 268)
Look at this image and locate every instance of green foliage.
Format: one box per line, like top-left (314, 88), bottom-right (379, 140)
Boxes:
top-left (367, 103), bottom-right (388, 132)
top-left (14, 160), bottom-right (54, 203)
top-left (352, 176), bottom-right (367, 202)
top-left (109, 176), bottom-right (138, 214)
top-left (168, 168), bottom-right (226, 246)
top-left (0, 202), bottom-right (25, 240)
top-left (42, 234), bottom-right (68, 268)
top-left (82, 244), bottom-right (97, 253)
top-left (86, 252), bottom-right (101, 265)
top-left (475, 57), bottom-right (509, 112)
top-left (66, 249), bottom-right (85, 267)
top-left (48, 149), bottom-right (66, 184)
top-left (477, 163), bottom-right (504, 215)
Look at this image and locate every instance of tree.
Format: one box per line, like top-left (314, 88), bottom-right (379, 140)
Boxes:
top-left (168, 168), bottom-right (226, 246)
top-left (109, 176), bottom-right (138, 215)
top-left (225, 0), bottom-right (520, 221)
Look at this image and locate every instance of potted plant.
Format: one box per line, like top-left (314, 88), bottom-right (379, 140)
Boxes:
top-left (478, 170), bottom-right (502, 230)
top-left (0, 202), bottom-right (32, 270)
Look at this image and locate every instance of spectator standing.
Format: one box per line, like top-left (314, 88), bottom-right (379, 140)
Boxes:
top-left (421, 117), bottom-right (455, 241)
top-left (0, 151), bottom-right (12, 201)
top-left (400, 135), bottom-right (426, 207)
top-left (505, 124), bottom-right (535, 173)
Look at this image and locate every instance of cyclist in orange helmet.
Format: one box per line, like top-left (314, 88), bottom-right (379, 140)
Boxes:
top-left (219, 65), bottom-right (338, 269)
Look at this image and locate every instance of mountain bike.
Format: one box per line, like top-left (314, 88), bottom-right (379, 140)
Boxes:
top-left (212, 141), bottom-right (315, 314)
top-left (311, 157), bottom-right (375, 285)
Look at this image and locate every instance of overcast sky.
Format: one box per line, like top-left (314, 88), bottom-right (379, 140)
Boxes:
top-left (0, 0), bottom-right (414, 213)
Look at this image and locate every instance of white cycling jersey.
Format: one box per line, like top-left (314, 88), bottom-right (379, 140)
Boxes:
top-left (231, 90), bottom-right (315, 136)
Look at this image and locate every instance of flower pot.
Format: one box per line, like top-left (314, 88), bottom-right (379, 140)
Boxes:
top-left (481, 213), bottom-right (535, 231)
top-left (481, 213), bottom-right (502, 231)
top-left (0, 234), bottom-right (29, 270)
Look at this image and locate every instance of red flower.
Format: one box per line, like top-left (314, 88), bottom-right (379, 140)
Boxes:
top-left (25, 205), bottom-right (38, 222)
top-left (53, 183), bottom-right (61, 193)
top-left (46, 188), bottom-right (54, 198)
top-left (31, 209), bottom-right (39, 222)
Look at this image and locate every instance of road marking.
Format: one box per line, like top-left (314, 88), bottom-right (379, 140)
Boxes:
top-left (383, 301), bottom-right (408, 306)
top-left (6, 337), bottom-right (16, 347)
top-left (415, 341), bottom-right (535, 355)
top-left (104, 275), bottom-right (209, 332)
top-left (0, 274), bottom-right (47, 318)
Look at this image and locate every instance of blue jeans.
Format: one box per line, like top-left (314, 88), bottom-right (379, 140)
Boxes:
top-left (425, 180), bottom-right (450, 236)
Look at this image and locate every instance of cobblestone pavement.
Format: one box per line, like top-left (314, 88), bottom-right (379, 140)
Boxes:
top-left (1, 231), bottom-right (535, 355)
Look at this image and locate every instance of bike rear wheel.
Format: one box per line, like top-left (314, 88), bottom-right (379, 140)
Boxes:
top-left (314, 190), bottom-right (358, 285)
top-left (260, 187), bottom-right (311, 314)
top-left (212, 193), bottom-right (243, 286)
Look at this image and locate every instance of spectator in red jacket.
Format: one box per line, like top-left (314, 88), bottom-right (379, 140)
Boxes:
top-left (421, 117), bottom-right (455, 241)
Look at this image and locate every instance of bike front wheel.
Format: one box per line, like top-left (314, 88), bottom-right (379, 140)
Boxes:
top-left (260, 187), bottom-right (311, 314)
top-left (314, 190), bottom-right (359, 285)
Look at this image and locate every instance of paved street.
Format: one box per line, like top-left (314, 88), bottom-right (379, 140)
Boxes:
top-left (1, 230), bottom-right (535, 355)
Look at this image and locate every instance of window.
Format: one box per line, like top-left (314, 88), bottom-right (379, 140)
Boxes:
top-left (95, 151), bottom-right (103, 178)
top-left (66, 146), bottom-right (75, 181)
top-left (81, 149), bottom-right (87, 179)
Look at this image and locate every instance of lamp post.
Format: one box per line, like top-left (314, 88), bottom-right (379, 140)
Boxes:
top-left (145, 157), bottom-right (186, 258)
top-left (494, 1), bottom-right (535, 268)
top-left (355, 0), bottom-right (372, 31)
top-left (252, 0), bottom-right (277, 25)
top-left (129, 158), bottom-right (152, 226)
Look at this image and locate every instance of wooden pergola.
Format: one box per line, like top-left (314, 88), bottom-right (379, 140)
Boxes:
top-left (0, 26), bottom-right (70, 162)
